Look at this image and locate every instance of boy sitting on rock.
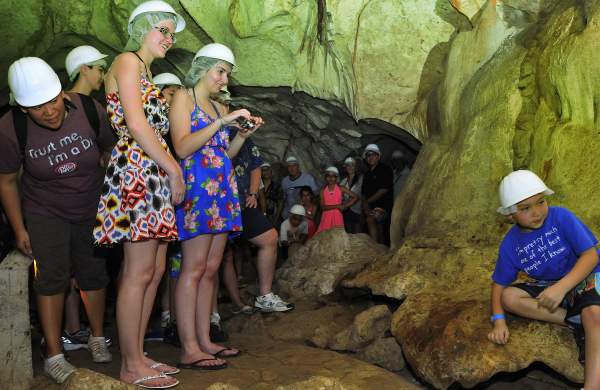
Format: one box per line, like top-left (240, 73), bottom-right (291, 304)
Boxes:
top-left (488, 170), bottom-right (600, 389)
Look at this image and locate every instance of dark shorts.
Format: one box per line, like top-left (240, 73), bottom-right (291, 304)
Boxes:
top-left (240, 207), bottom-right (273, 240)
top-left (513, 274), bottom-right (600, 325)
top-left (26, 212), bottom-right (109, 296)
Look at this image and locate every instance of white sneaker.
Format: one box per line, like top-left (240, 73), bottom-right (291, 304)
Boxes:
top-left (160, 311), bottom-right (171, 328)
top-left (44, 354), bottom-right (76, 384)
top-left (210, 311), bottom-right (221, 326)
top-left (88, 336), bottom-right (112, 363)
top-left (254, 293), bottom-right (295, 312)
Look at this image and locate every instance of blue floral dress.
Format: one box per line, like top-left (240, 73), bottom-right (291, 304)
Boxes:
top-left (176, 102), bottom-right (242, 240)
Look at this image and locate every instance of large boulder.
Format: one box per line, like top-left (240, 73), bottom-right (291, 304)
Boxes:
top-left (277, 229), bottom-right (388, 300)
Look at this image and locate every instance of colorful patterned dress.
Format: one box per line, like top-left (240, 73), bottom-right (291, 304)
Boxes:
top-left (316, 184), bottom-right (344, 234)
top-left (94, 74), bottom-right (178, 244)
top-left (176, 102), bottom-right (242, 240)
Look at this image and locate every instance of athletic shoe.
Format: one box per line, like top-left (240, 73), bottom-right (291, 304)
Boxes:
top-left (254, 293), bottom-right (295, 313)
top-left (88, 336), bottom-right (112, 363)
top-left (60, 329), bottom-right (113, 350)
top-left (144, 327), bottom-right (164, 342)
top-left (44, 354), bottom-right (76, 384)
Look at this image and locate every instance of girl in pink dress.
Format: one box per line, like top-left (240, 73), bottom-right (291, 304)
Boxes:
top-left (316, 166), bottom-right (358, 234)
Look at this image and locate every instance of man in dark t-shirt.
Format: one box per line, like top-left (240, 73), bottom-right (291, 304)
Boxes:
top-left (361, 144), bottom-right (393, 245)
top-left (0, 57), bottom-right (115, 382)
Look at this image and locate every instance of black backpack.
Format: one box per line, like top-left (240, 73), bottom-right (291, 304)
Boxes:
top-left (11, 93), bottom-right (100, 154)
top-left (0, 93), bottom-right (100, 262)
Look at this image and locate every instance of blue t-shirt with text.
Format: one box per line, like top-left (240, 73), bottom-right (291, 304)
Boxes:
top-left (492, 206), bottom-right (600, 286)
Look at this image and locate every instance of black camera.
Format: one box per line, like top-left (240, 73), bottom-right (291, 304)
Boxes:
top-left (237, 118), bottom-right (256, 130)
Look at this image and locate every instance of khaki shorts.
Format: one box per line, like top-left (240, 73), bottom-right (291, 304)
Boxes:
top-left (26, 212), bottom-right (109, 295)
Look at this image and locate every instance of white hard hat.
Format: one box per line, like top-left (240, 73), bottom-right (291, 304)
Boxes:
top-left (290, 204), bottom-right (306, 217)
top-left (128, 0), bottom-right (186, 33)
top-left (497, 170), bottom-right (554, 215)
top-left (65, 45), bottom-right (109, 80)
top-left (286, 156), bottom-right (298, 165)
top-left (325, 166), bottom-right (339, 176)
top-left (153, 72), bottom-right (183, 87)
top-left (363, 144), bottom-right (381, 158)
top-left (8, 57), bottom-right (62, 107)
top-left (261, 162), bottom-right (271, 168)
top-left (344, 157), bottom-right (356, 165)
top-left (193, 43), bottom-right (236, 67)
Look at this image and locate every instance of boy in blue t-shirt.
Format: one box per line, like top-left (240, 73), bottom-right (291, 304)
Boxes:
top-left (489, 170), bottom-right (600, 388)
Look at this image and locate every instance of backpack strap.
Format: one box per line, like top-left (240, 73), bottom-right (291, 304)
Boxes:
top-left (76, 93), bottom-right (100, 137)
top-left (11, 108), bottom-right (28, 156)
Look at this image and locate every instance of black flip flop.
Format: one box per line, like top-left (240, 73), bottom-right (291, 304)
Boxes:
top-left (214, 347), bottom-right (241, 358)
top-left (176, 358), bottom-right (227, 370)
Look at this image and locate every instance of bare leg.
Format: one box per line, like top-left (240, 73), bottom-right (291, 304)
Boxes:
top-left (176, 235), bottom-right (225, 367)
top-left (64, 278), bottom-right (81, 334)
top-left (221, 246), bottom-right (245, 308)
top-left (196, 234), bottom-right (237, 354)
top-left (79, 288), bottom-right (106, 337)
top-left (140, 241), bottom-right (167, 365)
top-left (249, 229), bottom-right (278, 296)
top-left (501, 287), bottom-right (566, 325)
top-left (118, 240), bottom-right (174, 387)
top-left (365, 214), bottom-right (379, 243)
top-left (582, 305), bottom-right (600, 389)
top-left (38, 294), bottom-right (65, 358)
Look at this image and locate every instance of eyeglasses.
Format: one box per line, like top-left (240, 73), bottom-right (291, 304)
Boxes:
top-left (153, 26), bottom-right (176, 43)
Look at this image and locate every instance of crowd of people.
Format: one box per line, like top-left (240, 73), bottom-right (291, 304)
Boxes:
top-left (0, 1), bottom-right (411, 388)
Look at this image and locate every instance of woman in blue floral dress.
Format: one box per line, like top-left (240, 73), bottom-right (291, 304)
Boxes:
top-left (169, 43), bottom-right (263, 370)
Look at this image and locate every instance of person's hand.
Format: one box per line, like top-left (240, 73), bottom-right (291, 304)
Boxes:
top-left (245, 194), bottom-right (258, 208)
top-left (168, 169), bottom-right (185, 205)
top-left (537, 284), bottom-right (567, 311)
top-left (488, 320), bottom-right (510, 344)
top-left (15, 228), bottom-right (33, 258)
top-left (222, 109), bottom-right (251, 125)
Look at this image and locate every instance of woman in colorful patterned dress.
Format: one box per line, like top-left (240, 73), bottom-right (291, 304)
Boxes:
top-left (169, 43), bottom-right (263, 370)
top-left (93, 1), bottom-right (185, 388)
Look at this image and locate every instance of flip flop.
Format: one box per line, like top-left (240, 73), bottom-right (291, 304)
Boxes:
top-left (214, 347), bottom-right (241, 358)
top-left (177, 358), bottom-right (228, 370)
top-left (132, 373), bottom-right (179, 389)
top-left (149, 362), bottom-right (180, 375)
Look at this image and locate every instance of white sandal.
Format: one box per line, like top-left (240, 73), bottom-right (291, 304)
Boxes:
top-left (132, 373), bottom-right (179, 389)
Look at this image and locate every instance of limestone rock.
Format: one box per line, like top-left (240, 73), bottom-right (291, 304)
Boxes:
top-left (0, 251), bottom-right (33, 390)
top-left (206, 384), bottom-right (242, 390)
top-left (357, 337), bottom-right (405, 373)
top-left (392, 293), bottom-right (582, 389)
top-left (276, 376), bottom-right (360, 390)
top-left (277, 229), bottom-right (388, 300)
top-left (62, 369), bottom-right (135, 389)
top-left (330, 305), bottom-right (391, 352)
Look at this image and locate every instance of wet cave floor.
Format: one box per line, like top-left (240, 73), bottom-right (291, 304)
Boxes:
top-left (30, 287), bottom-right (581, 389)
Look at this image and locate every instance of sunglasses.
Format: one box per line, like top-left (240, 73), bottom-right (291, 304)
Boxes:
top-left (154, 26), bottom-right (176, 43)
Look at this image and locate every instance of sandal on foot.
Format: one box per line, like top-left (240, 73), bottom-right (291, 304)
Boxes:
top-left (214, 347), bottom-right (240, 358)
top-left (132, 373), bottom-right (178, 389)
top-left (177, 358), bottom-right (227, 370)
top-left (150, 362), bottom-right (180, 375)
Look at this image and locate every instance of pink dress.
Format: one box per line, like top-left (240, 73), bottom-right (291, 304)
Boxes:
top-left (316, 185), bottom-right (344, 233)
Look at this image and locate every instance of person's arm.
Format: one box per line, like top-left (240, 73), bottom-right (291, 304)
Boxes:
top-left (258, 188), bottom-right (267, 213)
top-left (245, 167), bottom-right (261, 208)
top-left (538, 247), bottom-right (599, 311)
top-left (488, 282), bottom-right (509, 344)
top-left (365, 188), bottom-right (389, 206)
top-left (339, 186), bottom-right (358, 211)
top-left (0, 172), bottom-right (32, 257)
